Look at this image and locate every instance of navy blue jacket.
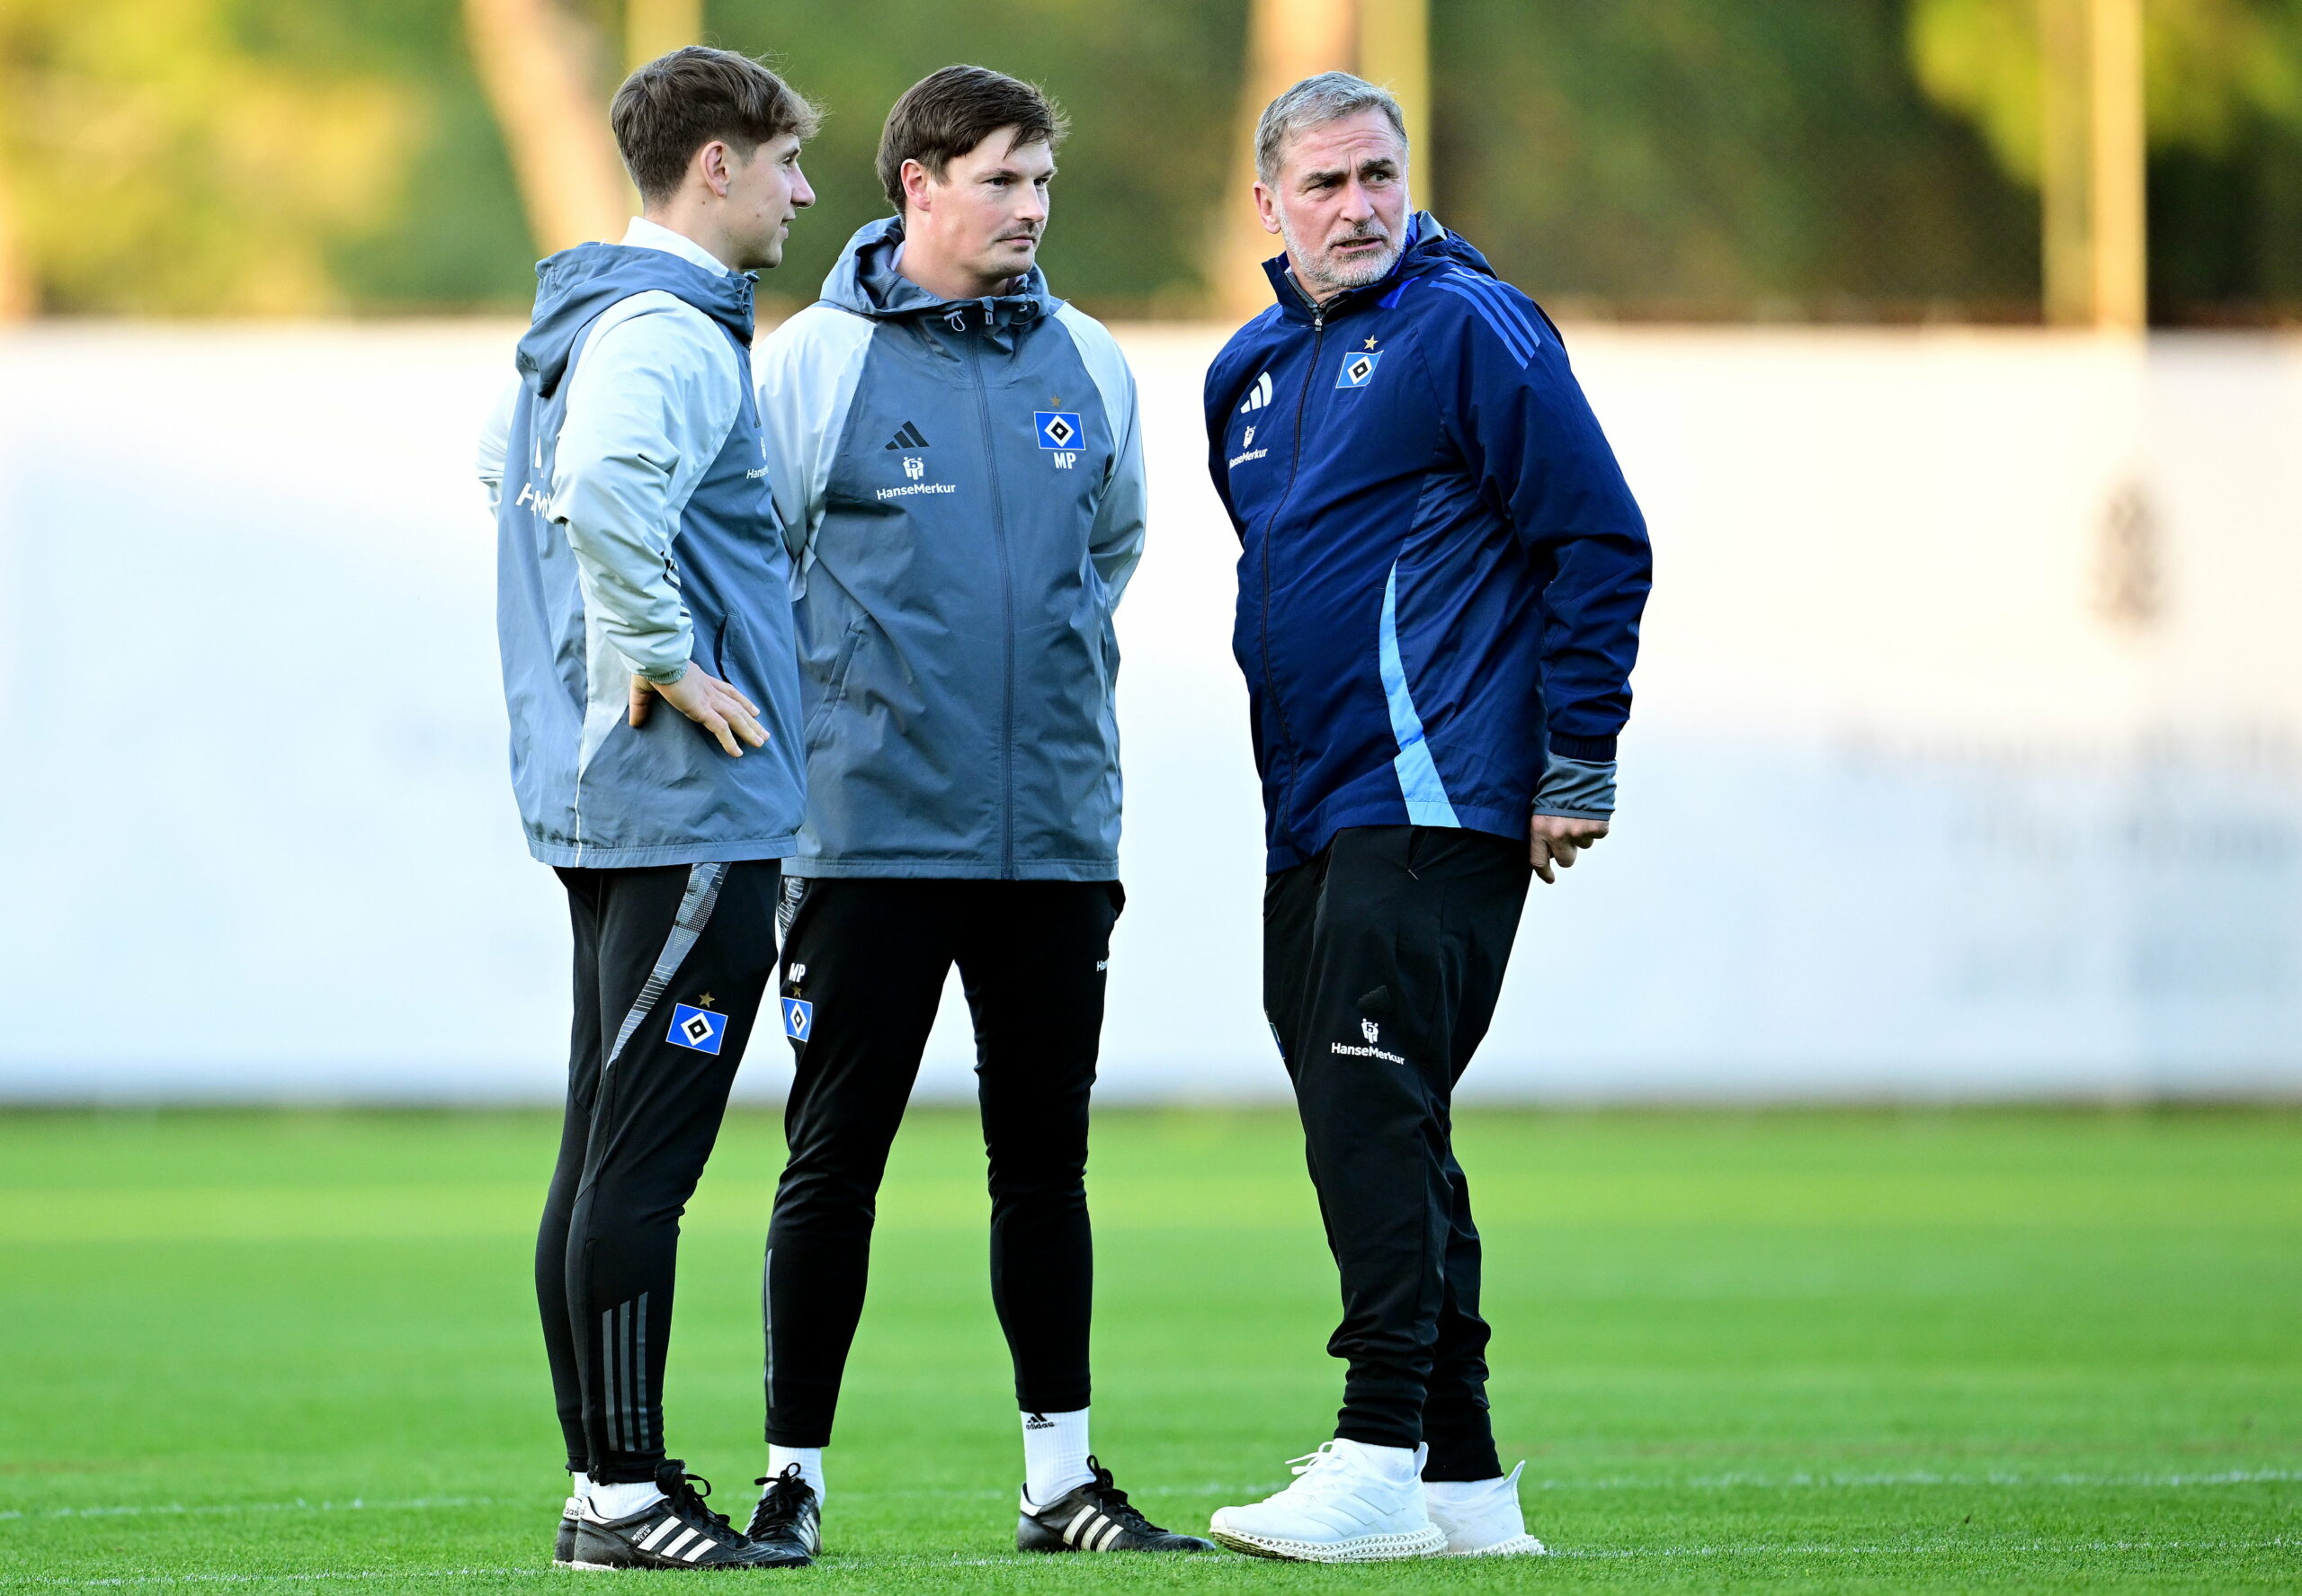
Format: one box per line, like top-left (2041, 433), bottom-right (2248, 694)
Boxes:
top-left (1204, 214), bottom-right (1651, 872)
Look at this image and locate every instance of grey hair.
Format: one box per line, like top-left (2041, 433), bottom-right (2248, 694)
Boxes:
top-left (1254, 72), bottom-right (1408, 185)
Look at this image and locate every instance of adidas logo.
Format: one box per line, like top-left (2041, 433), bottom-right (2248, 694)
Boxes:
top-left (1023, 1413), bottom-right (1056, 1431)
top-left (883, 421), bottom-right (930, 450)
top-left (1237, 371), bottom-right (1273, 413)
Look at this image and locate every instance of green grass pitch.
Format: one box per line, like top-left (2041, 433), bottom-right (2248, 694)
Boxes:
top-left (4, 1106), bottom-right (2298, 1592)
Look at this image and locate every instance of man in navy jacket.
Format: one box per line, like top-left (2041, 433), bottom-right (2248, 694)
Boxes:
top-left (1202, 74), bottom-right (1652, 1564)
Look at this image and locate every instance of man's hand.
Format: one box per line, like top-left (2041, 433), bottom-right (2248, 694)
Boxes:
top-left (628, 665), bottom-right (767, 757)
top-left (1530, 814), bottom-right (1609, 885)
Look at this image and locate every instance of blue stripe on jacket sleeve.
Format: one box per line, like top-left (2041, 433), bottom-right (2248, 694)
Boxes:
top-left (1433, 275), bottom-right (1540, 367)
top-left (1378, 561), bottom-right (1461, 827)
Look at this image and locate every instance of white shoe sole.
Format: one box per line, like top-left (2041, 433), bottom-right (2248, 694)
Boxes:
top-left (1442, 1532), bottom-right (1548, 1556)
top-left (1208, 1519), bottom-right (1446, 1563)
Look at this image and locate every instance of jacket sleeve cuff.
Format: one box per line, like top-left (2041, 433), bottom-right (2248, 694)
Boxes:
top-left (1545, 731), bottom-right (1618, 762)
top-left (1532, 754), bottom-right (1617, 819)
top-left (625, 653), bottom-right (690, 687)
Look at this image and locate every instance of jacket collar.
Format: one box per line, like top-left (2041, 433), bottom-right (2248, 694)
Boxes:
top-left (819, 215), bottom-right (1057, 344)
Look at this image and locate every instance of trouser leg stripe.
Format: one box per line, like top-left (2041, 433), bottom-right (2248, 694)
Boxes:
top-left (619, 1299), bottom-right (637, 1455)
top-left (634, 1291), bottom-right (650, 1450)
top-left (606, 863), bottom-right (727, 1068)
top-left (599, 1306), bottom-right (622, 1452)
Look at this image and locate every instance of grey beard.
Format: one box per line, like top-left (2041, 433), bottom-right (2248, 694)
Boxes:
top-left (1284, 221), bottom-right (1402, 297)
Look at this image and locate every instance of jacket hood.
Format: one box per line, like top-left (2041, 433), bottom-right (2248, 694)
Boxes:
top-left (517, 242), bottom-right (756, 398)
top-left (1260, 211), bottom-right (1489, 321)
top-left (819, 215), bottom-right (1058, 336)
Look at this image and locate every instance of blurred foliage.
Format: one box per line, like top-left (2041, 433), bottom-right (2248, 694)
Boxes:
top-left (1912, 0), bottom-right (2300, 178)
top-left (706, 0), bottom-right (1245, 316)
top-left (0, 0), bottom-right (2296, 319)
top-left (0, 0), bottom-right (416, 313)
top-left (1436, 0), bottom-right (2039, 318)
top-left (1909, 0), bottom-right (2302, 320)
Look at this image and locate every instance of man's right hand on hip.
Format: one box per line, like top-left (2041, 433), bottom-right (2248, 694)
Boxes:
top-left (628, 665), bottom-right (768, 758)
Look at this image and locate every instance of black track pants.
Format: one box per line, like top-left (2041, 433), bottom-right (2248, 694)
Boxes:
top-left (1263, 825), bottom-right (1530, 1480)
top-left (537, 860), bottom-right (781, 1483)
top-left (762, 877), bottom-right (1121, 1449)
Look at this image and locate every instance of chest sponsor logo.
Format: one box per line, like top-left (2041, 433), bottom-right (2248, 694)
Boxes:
top-left (1336, 348), bottom-right (1385, 388)
top-left (1034, 411), bottom-right (1082, 450)
top-left (1229, 420), bottom-right (1267, 470)
top-left (877, 454), bottom-right (956, 501)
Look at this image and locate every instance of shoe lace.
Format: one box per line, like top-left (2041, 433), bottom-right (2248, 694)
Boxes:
top-left (748, 1464), bottom-right (815, 1536)
top-left (1075, 1457), bottom-right (1156, 1534)
top-left (1277, 1440), bottom-right (1357, 1498)
top-left (656, 1463), bottom-right (736, 1540)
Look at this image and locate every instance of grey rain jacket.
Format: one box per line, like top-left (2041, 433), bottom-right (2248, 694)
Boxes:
top-left (753, 217), bottom-right (1146, 879)
top-left (493, 239), bottom-right (807, 867)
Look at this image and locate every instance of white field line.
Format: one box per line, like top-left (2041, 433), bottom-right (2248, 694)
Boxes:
top-left (2, 1501), bottom-right (495, 1523)
top-left (5, 1541), bottom-right (2300, 1585)
top-left (9, 1469), bottom-right (2298, 1526)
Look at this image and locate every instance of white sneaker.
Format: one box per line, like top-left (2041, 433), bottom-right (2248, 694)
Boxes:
top-left (1424, 1462), bottom-right (1548, 1556)
top-left (1208, 1440), bottom-right (1447, 1562)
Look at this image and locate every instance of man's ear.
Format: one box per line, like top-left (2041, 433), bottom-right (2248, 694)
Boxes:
top-left (901, 157), bottom-right (935, 216)
top-left (698, 140), bottom-right (735, 200)
top-left (1252, 180), bottom-right (1282, 237)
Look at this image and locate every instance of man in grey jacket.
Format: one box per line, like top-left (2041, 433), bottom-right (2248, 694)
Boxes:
top-left (480, 47), bottom-right (819, 1571)
top-left (747, 65), bottom-right (1208, 1556)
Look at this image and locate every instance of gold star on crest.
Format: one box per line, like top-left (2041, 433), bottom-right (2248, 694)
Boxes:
top-left (698, 993), bottom-right (715, 1009)
top-left (1363, 336), bottom-right (1380, 350)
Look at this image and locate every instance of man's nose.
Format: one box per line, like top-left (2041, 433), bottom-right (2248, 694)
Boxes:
top-left (1335, 177), bottom-right (1377, 221)
top-left (791, 165), bottom-right (816, 209)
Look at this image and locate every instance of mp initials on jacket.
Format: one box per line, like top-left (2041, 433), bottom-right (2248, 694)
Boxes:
top-left (754, 216), bottom-right (1147, 881)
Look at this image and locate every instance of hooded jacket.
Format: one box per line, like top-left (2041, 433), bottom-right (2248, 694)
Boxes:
top-left (1204, 214), bottom-right (1651, 872)
top-left (493, 236), bottom-right (807, 868)
top-left (752, 216), bottom-right (1146, 879)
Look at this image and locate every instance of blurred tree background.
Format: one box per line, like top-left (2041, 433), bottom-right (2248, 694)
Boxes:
top-left (0, 0), bottom-right (2294, 320)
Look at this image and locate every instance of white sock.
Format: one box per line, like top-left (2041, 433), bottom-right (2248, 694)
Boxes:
top-left (766, 1444), bottom-right (825, 1502)
top-left (1021, 1408), bottom-right (1093, 1506)
top-left (588, 1478), bottom-right (665, 1518)
top-left (1331, 1437), bottom-right (1423, 1483)
top-left (566, 1473), bottom-right (593, 1508)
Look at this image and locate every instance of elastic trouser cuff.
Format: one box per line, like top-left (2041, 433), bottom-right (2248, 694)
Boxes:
top-left (1016, 1380), bottom-right (1093, 1417)
top-left (1336, 1417), bottom-right (1424, 1453)
top-left (587, 1459), bottom-right (665, 1485)
top-left (1422, 1428), bottom-right (1503, 1483)
top-left (765, 1424), bottom-right (834, 1449)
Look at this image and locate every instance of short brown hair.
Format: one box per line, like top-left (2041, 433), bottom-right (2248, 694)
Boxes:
top-left (612, 47), bottom-right (820, 205)
top-left (876, 65), bottom-right (1068, 212)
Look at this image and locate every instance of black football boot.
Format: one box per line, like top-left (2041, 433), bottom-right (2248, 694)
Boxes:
top-left (1017, 1456), bottom-right (1217, 1554)
top-left (554, 1491), bottom-right (580, 1566)
top-left (744, 1465), bottom-right (821, 1565)
top-left (569, 1462), bottom-right (807, 1570)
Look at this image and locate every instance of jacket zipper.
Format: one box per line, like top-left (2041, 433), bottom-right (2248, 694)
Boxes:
top-left (963, 320), bottom-right (1019, 879)
top-left (1256, 301), bottom-right (1326, 844)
